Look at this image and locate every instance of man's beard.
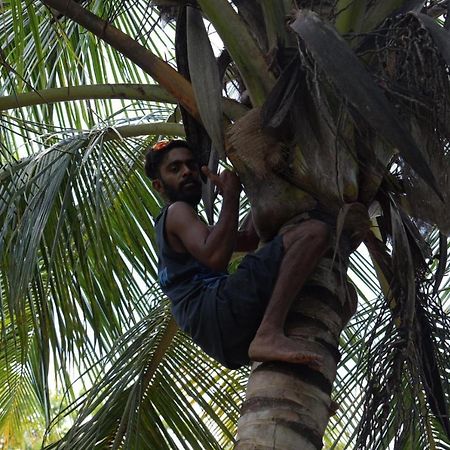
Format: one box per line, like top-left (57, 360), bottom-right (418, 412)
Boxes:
top-left (162, 178), bottom-right (202, 206)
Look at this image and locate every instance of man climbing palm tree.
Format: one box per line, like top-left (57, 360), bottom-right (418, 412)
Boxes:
top-left (145, 139), bottom-right (330, 369)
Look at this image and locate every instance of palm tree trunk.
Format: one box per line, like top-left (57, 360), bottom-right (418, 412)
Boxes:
top-left (235, 251), bottom-right (355, 449)
top-left (227, 105), bottom-right (363, 449)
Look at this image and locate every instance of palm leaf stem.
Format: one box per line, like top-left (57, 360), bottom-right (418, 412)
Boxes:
top-left (259, 0), bottom-right (293, 49)
top-left (98, 122), bottom-right (184, 142)
top-left (186, 6), bottom-right (225, 159)
top-left (0, 84), bottom-right (247, 119)
top-left (0, 84), bottom-right (173, 111)
top-left (197, 0), bottom-right (275, 106)
top-left (111, 316), bottom-right (178, 449)
top-left (40, 0), bottom-right (200, 121)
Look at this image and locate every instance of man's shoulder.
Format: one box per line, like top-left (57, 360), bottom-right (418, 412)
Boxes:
top-left (165, 202), bottom-right (205, 254)
top-left (167, 201), bottom-right (194, 212)
top-left (167, 202), bottom-right (197, 221)
top-left (166, 202), bottom-right (200, 231)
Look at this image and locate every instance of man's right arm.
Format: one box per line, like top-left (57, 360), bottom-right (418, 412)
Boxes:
top-left (166, 169), bottom-right (241, 272)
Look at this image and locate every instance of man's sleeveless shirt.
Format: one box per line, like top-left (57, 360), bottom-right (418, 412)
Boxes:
top-left (154, 206), bottom-right (228, 363)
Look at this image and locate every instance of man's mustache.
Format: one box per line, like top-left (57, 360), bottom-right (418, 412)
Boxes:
top-left (180, 177), bottom-right (201, 188)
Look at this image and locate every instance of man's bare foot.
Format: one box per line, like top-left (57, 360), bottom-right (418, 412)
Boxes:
top-left (248, 333), bottom-right (323, 370)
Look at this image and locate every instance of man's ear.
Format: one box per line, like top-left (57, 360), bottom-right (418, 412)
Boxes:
top-left (152, 178), bottom-right (164, 194)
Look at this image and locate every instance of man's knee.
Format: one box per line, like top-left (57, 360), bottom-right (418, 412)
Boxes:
top-left (301, 220), bottom-right (331, 248)
top-left (282, 219), bottom-right (330, 250)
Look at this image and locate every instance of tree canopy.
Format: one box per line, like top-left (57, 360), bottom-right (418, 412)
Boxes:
top-left (1, 1), bottom-right (450, 448)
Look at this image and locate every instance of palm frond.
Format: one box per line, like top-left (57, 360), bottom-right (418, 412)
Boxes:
top-left (0, 113), bottom-right (185, 438)
top-left (46, 296), bottom-right (247, 449)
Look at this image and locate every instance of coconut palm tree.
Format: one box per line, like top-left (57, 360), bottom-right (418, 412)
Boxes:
top-left (1, 0), bottom-right (450, 448)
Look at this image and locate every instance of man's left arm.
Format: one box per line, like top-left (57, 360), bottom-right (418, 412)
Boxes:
top-left (235, 210), bottom-right (260, 252)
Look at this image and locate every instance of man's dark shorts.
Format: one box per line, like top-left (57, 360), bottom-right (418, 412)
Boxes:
top-left (215, 235), bottom-right (284, 369)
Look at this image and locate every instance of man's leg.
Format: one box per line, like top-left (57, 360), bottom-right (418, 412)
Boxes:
top-left (248, 219), bottom-right (330, 368)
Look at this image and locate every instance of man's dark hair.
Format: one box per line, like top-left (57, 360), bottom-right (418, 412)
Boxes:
top-left (144, 139), bottom-right (193, 180)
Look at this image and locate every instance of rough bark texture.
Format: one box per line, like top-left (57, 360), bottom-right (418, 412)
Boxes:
top-left (235, 254), bottom-right (356, 449)
top-left (226, 107), bottom-right (361, 242)
top-left (226, 108), bottom-right (317, 242)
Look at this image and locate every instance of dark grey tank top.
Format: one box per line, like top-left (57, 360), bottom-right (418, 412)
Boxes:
top-left (154, 206), bottom-right (228, 363)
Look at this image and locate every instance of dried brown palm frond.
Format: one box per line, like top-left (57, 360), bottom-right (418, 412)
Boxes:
top-left (367, 12), bottom-right (450, 235)
top-left (355, 260), bottom-right (450, 448)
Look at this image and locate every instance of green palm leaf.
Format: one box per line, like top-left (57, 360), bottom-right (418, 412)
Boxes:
top-left (1, 1), bottom-right (450, 448)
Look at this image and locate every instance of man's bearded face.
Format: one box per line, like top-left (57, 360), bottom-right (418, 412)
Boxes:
top-left (160, 175), bottom-right (202, 205)
top-left (157, 147), bottom-right (203, 206)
